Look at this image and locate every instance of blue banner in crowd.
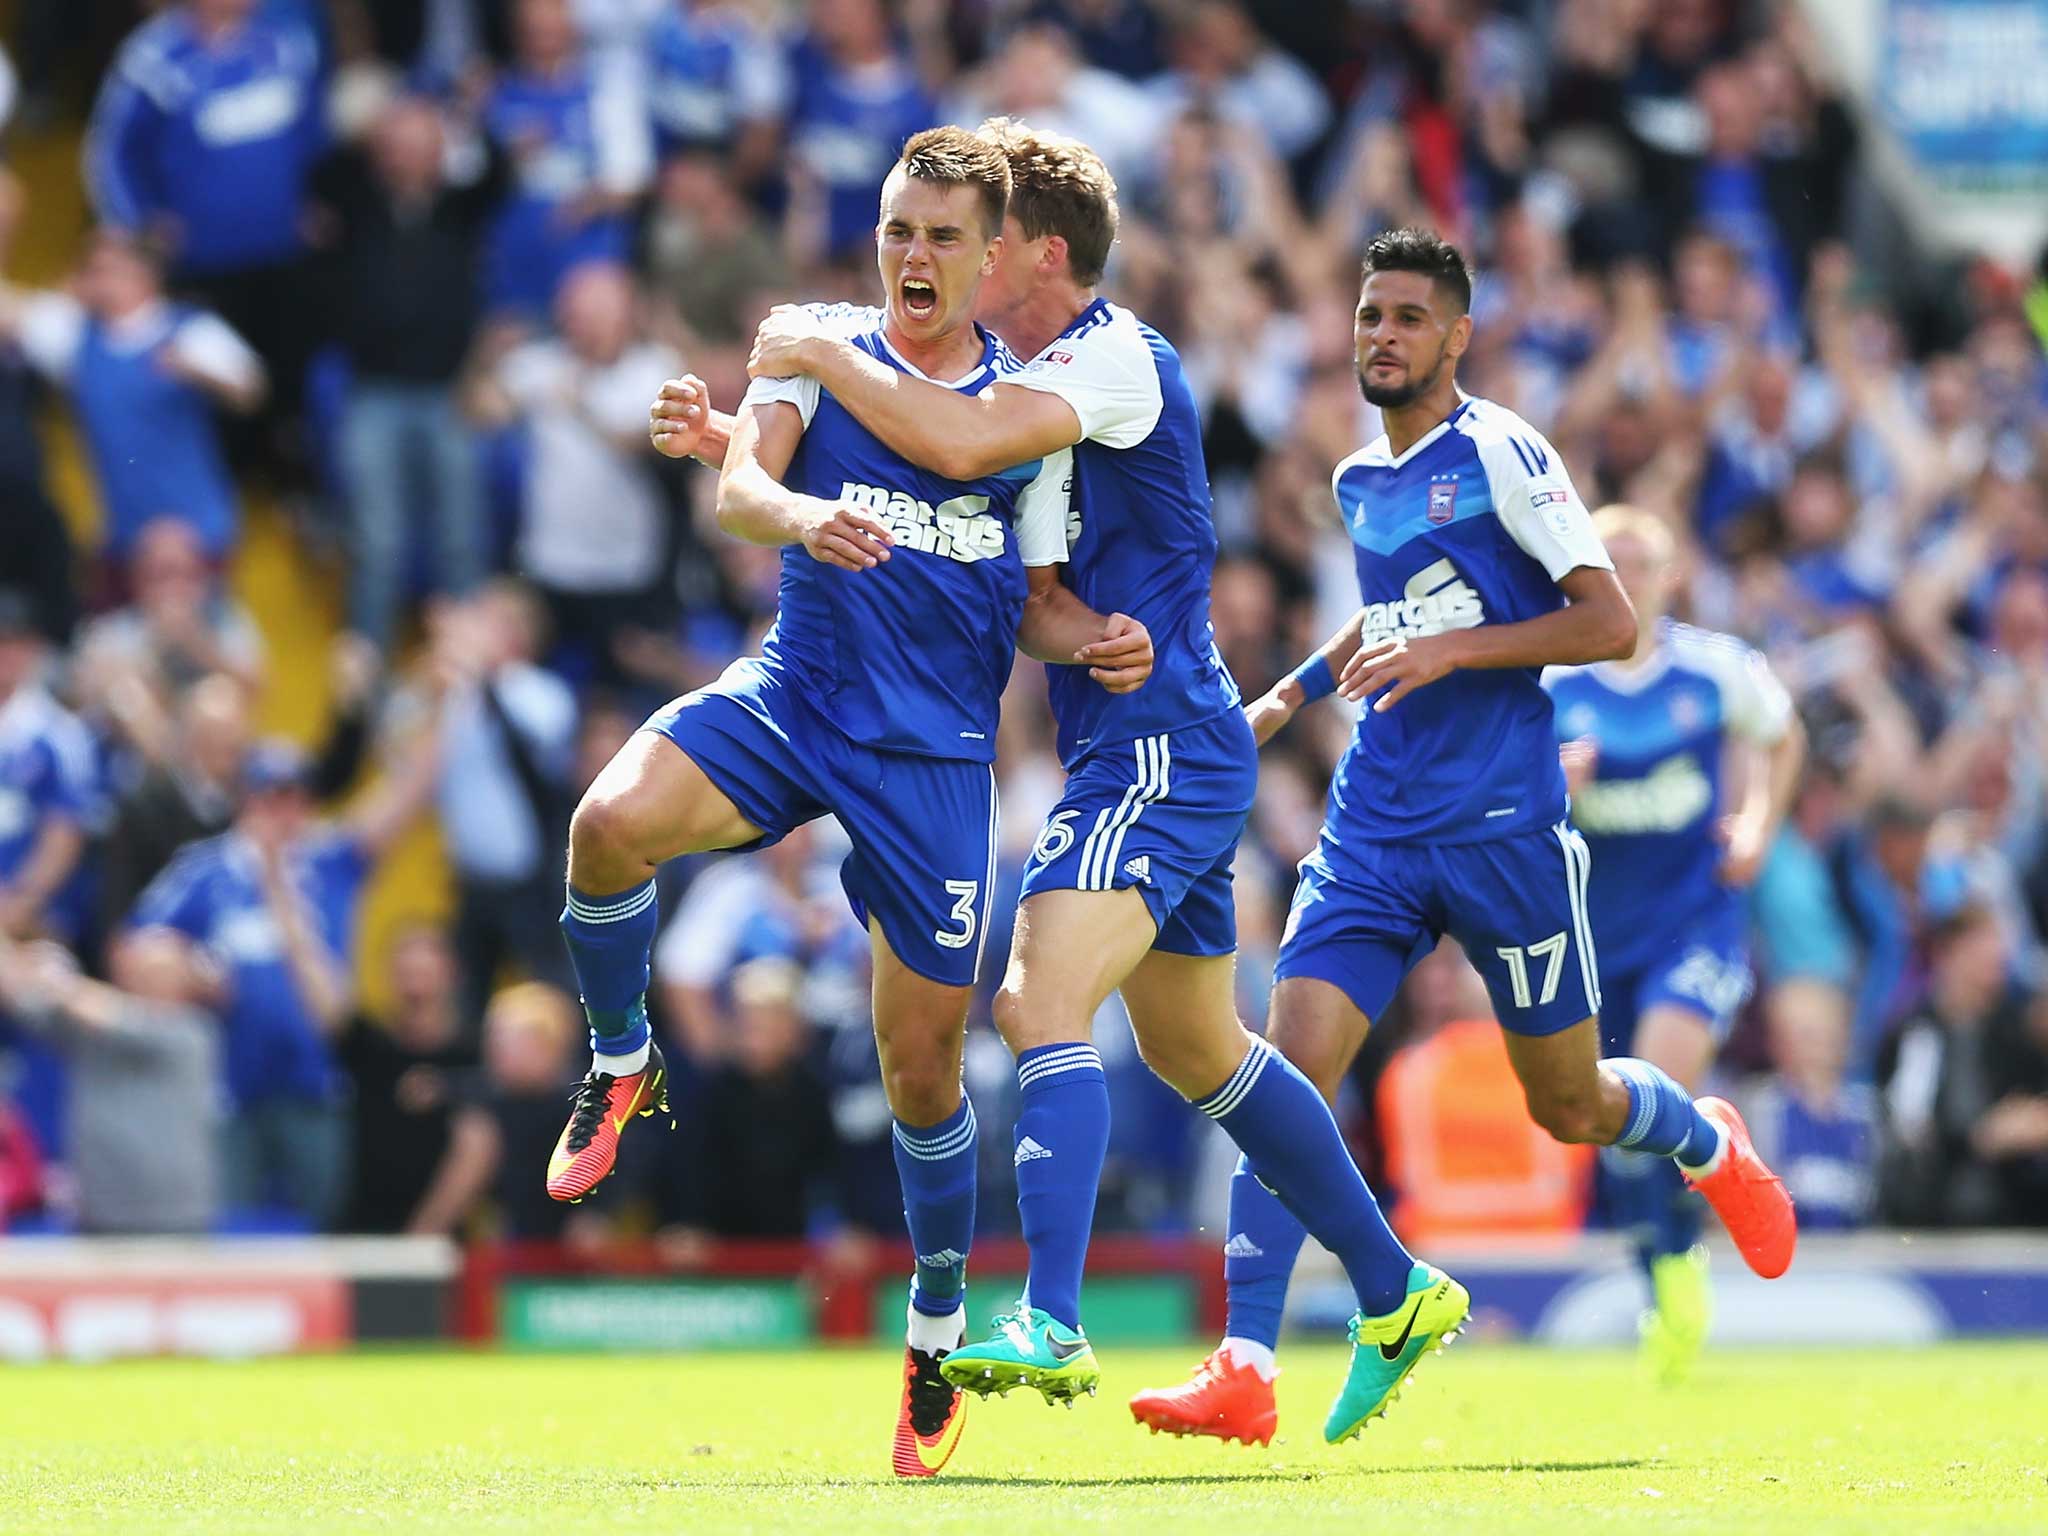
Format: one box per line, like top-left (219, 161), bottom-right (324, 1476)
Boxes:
top-left (1882, 0), bottom-right (2048, 188)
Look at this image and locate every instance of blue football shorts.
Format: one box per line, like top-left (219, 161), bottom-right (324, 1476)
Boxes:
top-left (1017, 709), bottom-right (1257, 957)
top-left (644, 657), bottom-right (997, 988)
top-left (1274, 819), bottom-right (1601, 1036)
top-left (1596, 897), bottom-right (1753, 1055)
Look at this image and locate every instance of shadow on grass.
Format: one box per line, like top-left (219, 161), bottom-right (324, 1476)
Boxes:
top-left (656, 1459), bottom-right (1651, 1492)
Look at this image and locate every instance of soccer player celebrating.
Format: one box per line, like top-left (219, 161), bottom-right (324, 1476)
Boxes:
top-left (544, 127), bottom-right (1154, 1480)
top-left (1130, 228), bottom-right (1797, 1444)
top-left (1547, 505), bottom-right (1805, 1380)
top-left (741, 121), bottom-right (1450, 1447)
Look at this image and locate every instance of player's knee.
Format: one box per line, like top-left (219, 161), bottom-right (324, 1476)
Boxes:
top-left (879, 1055), bottom-right (961, 1126)
top-left (567, 789), bottom-right (647, 880)
top-left (990, 977), bottom-right (1087, 1055)
top-left (1527, 1088), bottom-right (1603, 1145)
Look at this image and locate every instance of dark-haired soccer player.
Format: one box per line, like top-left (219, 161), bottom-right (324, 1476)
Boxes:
top-left (738, 122), bottom-right (1437, 1443)
top-left (1131, 228), bottom-right (1797, 1445)
top-left (544, 126), bottom-right (1153, 1480)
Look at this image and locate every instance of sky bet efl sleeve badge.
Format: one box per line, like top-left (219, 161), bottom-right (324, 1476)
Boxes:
top-left (1427, 474), bottom-right (1458, 524)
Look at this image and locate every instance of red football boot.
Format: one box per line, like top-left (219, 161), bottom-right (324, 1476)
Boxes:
top-left (545, 1042), bottom-right (670, 1203)
top-left (893, 1341), bottom-right (968, 1477)
top-left (1685, 1096), bottom-right (1798, 1279)
top-left (1129, 1348), bottom-right (1278, 1447)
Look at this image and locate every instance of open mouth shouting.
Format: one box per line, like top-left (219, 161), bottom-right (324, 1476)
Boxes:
top-left (900, 277), bottom-right (939, 321)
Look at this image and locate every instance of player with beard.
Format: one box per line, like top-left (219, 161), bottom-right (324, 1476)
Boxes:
top-left (1129, 228), bottom-right (1798, 1445)
top-left (646, 132), bottom-right (1480, 1456)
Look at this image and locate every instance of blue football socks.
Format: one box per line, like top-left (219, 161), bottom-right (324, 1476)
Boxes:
top-left (1197, 1039), bottom-right (1413, 1323)
top-left (1011, 1042), bottom-right (1111, 1330)
top-left (1609, 1057), bottom-right (1724, 1166)
top-left (892, 1096), bottom-right (978, 1318)
top-left (560, 880), bottom-right (658, 1059)
top-left (1221, 1154), bottom-right (1310, 1350)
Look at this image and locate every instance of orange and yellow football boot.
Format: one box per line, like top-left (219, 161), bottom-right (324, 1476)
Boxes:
top-left (1684, 1096), bottom-right (1797, 1279)
top-left (545, 1042), bottom-right (670, 1203)
top-left (1128, 1348), bottom-right (1278, 1447)
top-left (893, 1340), bottom-right (969, 1477)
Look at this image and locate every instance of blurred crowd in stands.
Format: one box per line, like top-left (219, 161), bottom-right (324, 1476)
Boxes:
top-left (1, 0), bottom-right (2046, 1252)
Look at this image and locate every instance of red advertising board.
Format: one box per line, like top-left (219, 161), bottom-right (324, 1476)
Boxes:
top-left (0, 1274), bottom-right (351, 1361)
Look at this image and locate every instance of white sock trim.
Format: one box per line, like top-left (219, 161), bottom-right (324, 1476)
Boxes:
top-left (907, 1300), bottom-right (965, 1355)
top-left (1677, 1117), bottom-right (1728, 1176)
top-left (592, 1043), bottom-right (650, 1076)
top-left (1220, 1336), bottom-right (1279, 1382)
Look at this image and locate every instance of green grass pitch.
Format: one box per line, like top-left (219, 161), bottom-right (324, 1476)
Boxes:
top-left (1, 1342), bottom-right (2042, 1534)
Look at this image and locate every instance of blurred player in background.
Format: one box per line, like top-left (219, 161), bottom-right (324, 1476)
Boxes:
top-left (1548, 505), bottom-right (1806, 1381)
top-left (1132, 228), bottom-right (1798, 1447)
top-left (549, 127), bottom-right (1149, 1480)
top-left (735, 120), bottom-right (1441, 1452)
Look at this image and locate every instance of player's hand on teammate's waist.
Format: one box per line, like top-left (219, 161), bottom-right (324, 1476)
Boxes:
top-left (1076, 613), bottom-right (1152, 693)
top-left (1340, 633), bottom-right (1458, 712)
top-left (800, 500), bottom-right (895, 570)
top-left (649, 375), bottom-right (711, 459)
top-left (749, 304), bottom-right (831, 380)
top-left (1559, 737), bottom-right (1599, 794)
top-left (1244, 689), bottom-right (1296, 746)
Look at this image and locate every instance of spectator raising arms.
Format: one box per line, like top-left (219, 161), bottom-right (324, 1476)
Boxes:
top-left (2, 232), bottom-right (263, 569)
top-left (125, 702), bottom-right (443, 1229)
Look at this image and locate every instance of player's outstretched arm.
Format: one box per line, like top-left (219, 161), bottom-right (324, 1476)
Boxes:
top-left (715, 400), bottom-right (896, 571)
top-left (1244, 608), bottom-right (1378, 746)
top-left (749, 305), bottom-right (1083, 480)
top-left (1341, 565), bottom-right (1636, 713)
top-left (1016, 566), bottom-right (1153, 692)
top-left (648, 375), bottom-right (735, 468)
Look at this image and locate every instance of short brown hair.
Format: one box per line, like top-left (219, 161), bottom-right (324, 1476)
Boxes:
top-left (978, 117), bottom-right (1118, 285)
top-left (898, 125), bottom-right (1011, 240)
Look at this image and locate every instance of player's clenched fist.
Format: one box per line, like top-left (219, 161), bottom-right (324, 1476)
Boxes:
top-left (1076, 612), bottom-right (1152, 693)
top-left (800, 500), bottom-right (895, 571)
top-left (649, 375), bottom-right (711, 458)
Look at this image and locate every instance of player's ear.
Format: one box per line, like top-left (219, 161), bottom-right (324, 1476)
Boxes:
top-left (1445, 311), bottom-right (1474, 363)
top-left (982, 233), bottom-right (1003, 278)
top-left (1044, 233), bottom-right (1068, 277)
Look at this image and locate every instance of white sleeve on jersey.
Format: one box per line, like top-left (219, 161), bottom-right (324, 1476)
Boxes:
top-left (739, 303), bottom-right (883, 430)
top-left (741, 370), bottom-right (821, 428)
top-left (1681, 630), bottom-right (1795, 745)
top-left (1472, 419), bottom-right (1613, 582)
top-left (1013, 446), bottom-right (1074, 568)
top-left (1006, 308), bottom-right (1163, 450)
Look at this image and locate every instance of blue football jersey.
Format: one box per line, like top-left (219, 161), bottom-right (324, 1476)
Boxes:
top-left (0, 685), bottom-right (95, 893)
top-left (1547, 619), bottom-right (1794, 975)
top-left (741, 305), bottom-right (1070, 763)
top-left (1006, 299), bottom-right (1241, 768)
top-left (1320, 396), bottom-right (1611, 856)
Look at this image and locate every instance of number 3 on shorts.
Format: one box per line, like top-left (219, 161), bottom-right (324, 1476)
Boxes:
top-left (935, 879), bottom-right (980, 949)
top-left (1496, 931), bottom-right (1570, 1009)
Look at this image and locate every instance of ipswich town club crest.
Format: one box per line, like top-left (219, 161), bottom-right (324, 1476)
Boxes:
top-left (1427, 474), bottom-right (1458, 524)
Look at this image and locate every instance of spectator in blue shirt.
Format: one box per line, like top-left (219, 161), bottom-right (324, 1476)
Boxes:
top-left (646, 0), bottom-right (788, 187)
top-left (0, 592), bottom-right (94, 947)
top-left (0, 591), bottom-right (97, 1169)
top-left (5, 231), bottom-right (265, 566)
top-left (126, 715), bottom-right (441, 1230)
top-left (482, 0), bottom-right (652, 317)
top-left (85, 0), bottom-right (326, 484)
top-left (784, 0), bottom-right (935, 263)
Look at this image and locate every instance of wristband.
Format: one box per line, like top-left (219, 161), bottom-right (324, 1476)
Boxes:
top-left (1287, 654), bottom-right (1337, 704)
